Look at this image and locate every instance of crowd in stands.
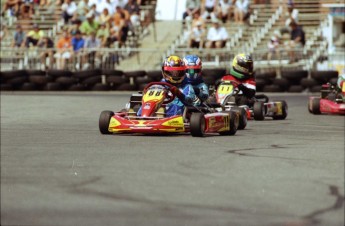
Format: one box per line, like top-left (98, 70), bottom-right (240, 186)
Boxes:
top-left (2, 0), bottom-right (152, 69)
top-left (266, 1), bottom-right (305, 64)
top-left (183, 0), bottom-right (251, 50)
top-left (182, 0), bottom-right (306, 65)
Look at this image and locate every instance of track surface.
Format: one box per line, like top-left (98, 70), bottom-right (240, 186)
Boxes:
top-left (1, 92), bottom-right (344, 226)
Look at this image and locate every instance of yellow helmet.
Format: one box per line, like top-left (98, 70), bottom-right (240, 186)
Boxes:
top-left (230, 53), bottom-right (254, 80)
top-left (162, 55), bottom-right (186, 84)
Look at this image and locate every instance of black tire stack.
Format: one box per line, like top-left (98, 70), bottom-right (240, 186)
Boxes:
top-left (0, 69), bottom-right (340, 92)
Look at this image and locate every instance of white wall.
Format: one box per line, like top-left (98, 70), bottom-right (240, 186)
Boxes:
top-left (155, 0), bottom-right (187, 20)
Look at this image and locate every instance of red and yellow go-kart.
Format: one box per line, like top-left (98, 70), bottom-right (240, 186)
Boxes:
top-left (99, 82), bottom-right (239, 137)
top-left (211, 79), bottom-right (288, 123)
top-left (308, 83), bottom-right (345, 115)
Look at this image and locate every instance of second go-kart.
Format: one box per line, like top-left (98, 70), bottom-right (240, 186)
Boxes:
top-left (308, 82), bottom-right (345, 115)
top-left (211, 79), bottom-right (288, 121)
top-left (99, 82), bottom-right (239, 137)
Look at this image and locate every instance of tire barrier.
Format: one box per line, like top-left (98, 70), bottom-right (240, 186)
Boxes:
top-left (0, 69), bottom-right (339, 92)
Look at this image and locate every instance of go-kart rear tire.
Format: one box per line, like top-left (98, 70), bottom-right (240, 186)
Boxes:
top-left (219, 111), bottom-right (238, 135)
top-left (272, 100), bottom-right (288, 120)
top-left (310, 98), bottom-right (321, 114)
top-left (99, 110), bottom-right (114, 134)
top-left (253, 102), bottom-right (265, 120)
top-left (190, 113), bottom-right (205, 137)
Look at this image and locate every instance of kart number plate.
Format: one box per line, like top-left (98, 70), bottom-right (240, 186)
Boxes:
top-left (143, 89), bottom-right (164, 102)
top-left (217, 84), bottom-right (233, 95)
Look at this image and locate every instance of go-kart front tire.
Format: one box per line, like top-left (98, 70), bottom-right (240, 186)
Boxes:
top-left (310, 97), bottom-right (321, 114)
top-left (190, 112), bottom-right (205, 137)
top-left (237, 107), bottom-right (248, 129)
top-left (253, 102), bottom-right (265, 120)
top-left (272, 100), bottom-right (288, 120)
top-left (219, 111), bottom-right (238, 136)
top-left (99, 110), bottom-right (114, 134)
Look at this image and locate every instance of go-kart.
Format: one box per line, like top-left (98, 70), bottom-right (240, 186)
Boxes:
top-left (99, 82), bottom-right (239, 137)
top-left (308, 82), bottom-right (345, 115)
top-left (210, 79), bottom-right (288, 122)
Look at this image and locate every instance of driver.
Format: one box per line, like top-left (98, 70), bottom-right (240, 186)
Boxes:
top-left (183, 55), bottom-right (209, 105)
top-left (137, 55), bottom-right (196, 117)
top-left (220, 53), bottom-right (256, 106)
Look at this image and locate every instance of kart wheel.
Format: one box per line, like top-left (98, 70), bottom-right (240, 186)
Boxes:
top-left (310, 98), bottom-right (321, 114)
top-left (232, 107), bottom-right (247, 129)
top-left (219, 111), bottom-right (238, 135)
top-left (272, 100), bottom-right (288, 120)
top-left (99, 110), bottom-right (114, 134)
top-left (253, 102), bottom-right (265, 120)
top-left (190, 113), bottom-right (205, 137)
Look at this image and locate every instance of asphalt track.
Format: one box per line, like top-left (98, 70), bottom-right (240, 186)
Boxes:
top-left (1, 92), bottom-right (344, 226)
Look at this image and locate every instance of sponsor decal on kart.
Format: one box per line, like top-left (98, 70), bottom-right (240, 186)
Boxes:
top-left (162, 117), bottom-right (184, 127)
top-left (276, 102), bottom-right (282, 115)
top-left (109, 117), bottom-right (121, 127)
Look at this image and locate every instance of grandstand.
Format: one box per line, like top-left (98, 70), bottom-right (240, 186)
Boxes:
top-left (0, 0), bottom-right (344, 91)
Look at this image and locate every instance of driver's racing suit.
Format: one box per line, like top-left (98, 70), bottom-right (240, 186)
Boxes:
top-left (137, 78), bottom-right (196, 117)
top-left (186, 76), bottom-right (209, 106)
top-left (220, 75), bottom-right (256, 106)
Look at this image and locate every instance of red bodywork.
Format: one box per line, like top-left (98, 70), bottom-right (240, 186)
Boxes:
top-left (309, 96), bottom-right (345, 115)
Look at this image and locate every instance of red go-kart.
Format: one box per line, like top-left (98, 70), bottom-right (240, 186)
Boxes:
top-left (308, 82), bottom-right (345, 115)
top-left (99, 82), bottom-right (239, 137)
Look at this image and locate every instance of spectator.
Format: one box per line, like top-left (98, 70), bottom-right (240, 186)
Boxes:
top-left (205, 19), bottom-right (228, 48)
top-left (80, 13), bottom-right (99, 35)
top-left (88, 0), bottom-right (112, 15)
top-left (88, 4), bottom-right (100, 18)
top-left (218, 0), bottom-right (234, 23)
top-left (20, 0), bottom-right (34, 19)
top-left (124, 0), bottom-right (139, 15)
top-left (267, 31), bottom-right (281, 63)
top-left (189, 21), bottom-right (206, 49)
top-left (112, 6), bottom-right (130, 46)
top-left (77, 0), bottom-right (89, 19)
top-left (113, 5), bottom-right (130, 25)
top-left (37, 36), bottom-right (54, 70)
top-left (183, 0), bottom-right (201, 25)
top-left (124, 0), bottom-right (140, 28)
top-left (286, 21), bottom-right (305, 63)
top-left (55, 31), bottom-right (73, 69)
top-left (2, 0), bottom-right (21, 17)
top-left (71, 30), bottom-right (85, 69)
top-left (61, 0), bottom-right (77, 24)
top-left (96, 23), bottom-right (110, 46)
top-left (0, 24), bottom-right (8, 43)
top-left (82, 31), bottom-right (102, 69)
top-left (283, 4), bottom-right (299, 32)
top-left (25, 24), bottom-right (45, 47)
top-left (98, 8), bottom-right (112, 27)
top-left (11, 25), bottom-right (25, 47)
top-left (71, 30), bottom-right (85, 53)
top-left (191, 11), bottom-right (204, 29)
top-left (69, 19), bottom-right (82, 35)
top-left (201, 0), bottom-right (218, 21)
top-left (234, 0), bottom-right (249, 24)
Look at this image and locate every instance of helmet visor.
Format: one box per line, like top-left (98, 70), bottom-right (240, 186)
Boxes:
top-left (186, 68), bottom-right (201, 75)
top-left (164, 69), bottom-right (185, 81)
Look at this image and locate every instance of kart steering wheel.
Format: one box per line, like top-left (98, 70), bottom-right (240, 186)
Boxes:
top-left (143, 82), bottom-right (176, 104)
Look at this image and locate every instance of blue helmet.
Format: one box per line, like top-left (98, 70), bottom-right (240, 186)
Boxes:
top-left (183, 55), bottom-right (202, 82)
